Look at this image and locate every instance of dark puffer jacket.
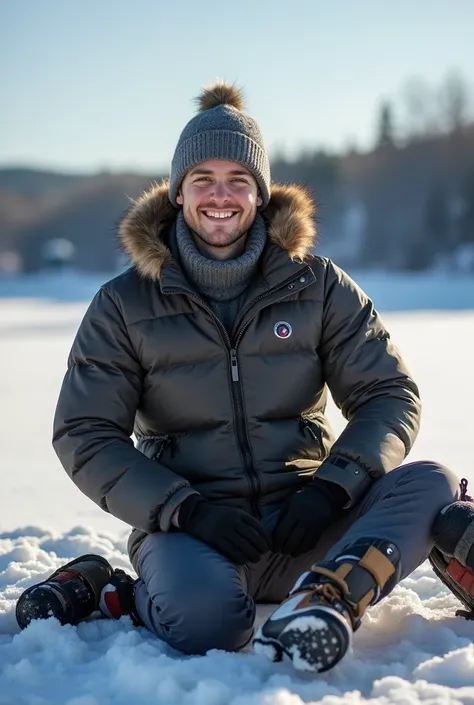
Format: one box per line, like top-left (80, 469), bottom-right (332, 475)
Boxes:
top-left (52, 182), bottom-right (421, 567)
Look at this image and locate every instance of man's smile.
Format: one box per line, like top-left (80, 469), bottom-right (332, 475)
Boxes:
top-left (201, 209), bottom-right (238, 221)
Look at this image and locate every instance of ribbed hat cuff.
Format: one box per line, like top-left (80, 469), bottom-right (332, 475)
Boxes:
top-left (169, 130), bottom-right (271, 208)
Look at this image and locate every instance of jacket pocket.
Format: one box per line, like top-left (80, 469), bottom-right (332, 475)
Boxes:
top-left (136, 434), bottom-right (172, 462)
top-left (300, 416), bottom-right (323, 458)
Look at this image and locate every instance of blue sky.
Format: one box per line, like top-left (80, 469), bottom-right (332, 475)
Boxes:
top-left (1, 0), bottom-right (473, 173)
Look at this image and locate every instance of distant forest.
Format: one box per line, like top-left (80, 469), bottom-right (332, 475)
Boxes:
top-left (1, 71), bottom-right (474, 274)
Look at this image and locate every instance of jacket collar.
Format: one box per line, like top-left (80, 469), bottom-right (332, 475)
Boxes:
top-left (118, 180), bottom-right (318, 287)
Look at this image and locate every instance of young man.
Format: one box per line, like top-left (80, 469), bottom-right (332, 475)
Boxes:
top-left (16, 82), bottom-right (464, 673)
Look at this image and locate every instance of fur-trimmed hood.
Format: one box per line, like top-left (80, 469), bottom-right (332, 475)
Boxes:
top-left (119, 181), bottom-right (317, 281)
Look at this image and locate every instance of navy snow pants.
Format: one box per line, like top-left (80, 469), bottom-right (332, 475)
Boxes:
top-left (133, 461), bottom-right (460, 654)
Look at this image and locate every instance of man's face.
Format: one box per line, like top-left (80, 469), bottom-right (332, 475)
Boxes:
top-left (176, 160), bottom-right (263, 258)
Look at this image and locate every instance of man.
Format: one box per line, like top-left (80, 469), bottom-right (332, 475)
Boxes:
top-left (16, 82), bottom-right (463, 673)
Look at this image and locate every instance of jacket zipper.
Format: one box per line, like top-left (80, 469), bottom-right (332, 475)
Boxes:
top-left (164, 266), bottom-right (312, 515)
top-left (163, 290), bottom-right (261, 514)
top-left (229, 347), bottom-right (260, 515)
top-left (301, 418), bottom-right (322, 449)
top-left (228, 267), bottom-right (312, 514)
top-left (151, 435), bottom-right (171, 462)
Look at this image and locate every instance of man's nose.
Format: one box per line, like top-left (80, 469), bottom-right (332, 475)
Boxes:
top-left (210, 180), bottom-right (229, 203)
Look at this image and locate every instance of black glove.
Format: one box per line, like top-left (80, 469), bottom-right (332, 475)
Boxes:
top-left (177, 495), bottom-right (270, 565)
top-left (272, 479), bottom-right (348, 557)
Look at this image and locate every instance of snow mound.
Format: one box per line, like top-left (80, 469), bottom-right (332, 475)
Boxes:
top-left (1, 526), bottom-right (473, 705)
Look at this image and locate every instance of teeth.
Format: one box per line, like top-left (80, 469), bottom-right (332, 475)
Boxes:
top-left (205, 211), bottom-right (234, 219)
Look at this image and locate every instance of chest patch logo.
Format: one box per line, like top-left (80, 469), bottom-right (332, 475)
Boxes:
top-left (274, 321), bottom-right (292, 339)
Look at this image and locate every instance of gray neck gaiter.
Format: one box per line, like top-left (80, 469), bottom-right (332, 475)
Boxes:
top-left (175, 209), bottom-right (267, 332)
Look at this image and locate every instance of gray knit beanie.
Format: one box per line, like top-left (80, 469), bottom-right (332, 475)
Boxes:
top-left (169, 82), bottom-right (271, 209)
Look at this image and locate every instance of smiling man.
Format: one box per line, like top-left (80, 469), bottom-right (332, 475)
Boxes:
top-left (177, 161), bottom-right (262, 258)
top-left (16, 82), bottom-right (465, 674)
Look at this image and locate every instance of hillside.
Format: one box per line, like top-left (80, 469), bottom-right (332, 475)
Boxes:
top-left (1, 124), bottom-right (473, 273)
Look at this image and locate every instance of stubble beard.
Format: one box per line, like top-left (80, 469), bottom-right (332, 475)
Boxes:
top-left (191, 209), bottom-right (255, 250)
top-left (192, 223), bottom-right (248, 250)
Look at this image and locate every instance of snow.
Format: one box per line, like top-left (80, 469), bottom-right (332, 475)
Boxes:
top-left (284, 618), bottom-right (329, 633)
top-left (1, 271), bottom-right (474, 704)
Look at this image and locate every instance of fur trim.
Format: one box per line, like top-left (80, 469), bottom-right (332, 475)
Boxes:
top-left (196, 81), bottom-right (244, 112)
top-left (119, 181), bottom-right (317, 280)
top-left (119, 181), bottom-right (175, 281)
top-left (264, 184), bottom-right (316, 261)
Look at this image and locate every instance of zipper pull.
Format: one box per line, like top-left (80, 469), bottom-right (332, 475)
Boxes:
top-left (152, 436), bottom-right (170, 462)
top-left (302, 419), bottom-right (320, 443)
top-left (230, 349), bottom-right (239, 382)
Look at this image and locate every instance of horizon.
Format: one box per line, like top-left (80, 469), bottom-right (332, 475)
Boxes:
top-left (3, 114), bottom-right (474, 178)
top-left (2, 0), bottom-right (474, 174)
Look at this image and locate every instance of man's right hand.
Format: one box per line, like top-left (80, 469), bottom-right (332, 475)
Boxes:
top-left (177, 495), bottom-right (270, 564)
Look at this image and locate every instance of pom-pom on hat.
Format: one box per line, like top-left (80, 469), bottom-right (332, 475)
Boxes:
top-left (169, 81), bottom-right (271, 209)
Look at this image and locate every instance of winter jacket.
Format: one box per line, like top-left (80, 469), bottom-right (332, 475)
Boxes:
top-left (52, 182), bottom-right (421, 567)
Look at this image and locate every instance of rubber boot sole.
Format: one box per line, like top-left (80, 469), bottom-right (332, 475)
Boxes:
top-left (253, 606), bottom-right (352, 673)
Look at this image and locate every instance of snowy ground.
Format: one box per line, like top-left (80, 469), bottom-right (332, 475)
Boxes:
top-left (0, 271), bottom-right (474, 705)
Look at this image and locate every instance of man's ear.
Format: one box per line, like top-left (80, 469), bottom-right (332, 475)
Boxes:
top-left (256, 191), bottom-right (263, 207)
top-left (176, 189), bottom-right (183, 205)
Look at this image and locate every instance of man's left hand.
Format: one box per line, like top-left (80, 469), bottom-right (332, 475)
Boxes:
top-left (272, 479), bottom-right (348, 557)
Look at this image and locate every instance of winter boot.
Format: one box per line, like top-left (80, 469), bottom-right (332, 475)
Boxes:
top-left (429, 479), bottom-right (474, 620)
top-left (253, 538), bottom-right (401, 673)
top-left (16, 554), bottom-right (141, 629)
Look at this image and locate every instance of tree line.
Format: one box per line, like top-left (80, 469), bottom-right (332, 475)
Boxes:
top-left (0, 70), bottom-right (473, 274)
